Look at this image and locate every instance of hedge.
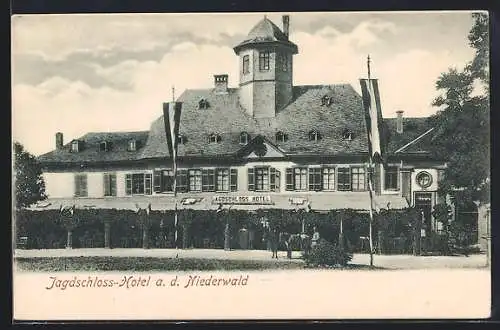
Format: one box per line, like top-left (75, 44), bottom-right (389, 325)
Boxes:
top-left (14, 208), bottom-right (423, 253)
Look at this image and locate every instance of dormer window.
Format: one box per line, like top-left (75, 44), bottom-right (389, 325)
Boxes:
top-left (208, 133), bottom-right (222, 143)
top-left (239, 132), bottom-right (249, 145)
top-left (99, 141), bottom-right (109, 152)
top-left (342, 129), bottom-right (354, 141)
top-left (321, 95), bottom-right (333, 106)
top-left (177, 135), bottom-right (186, 145)
top-left (275, 131), bottom-right (288, 143)
top-left (199, 99), bottom-right (210, 109)
top-left (71, 140), bottom-right (80, 153)
top-left (309, 130), bottom-right (322, 141)
top-left (128, 139), bottom-right (137, 151)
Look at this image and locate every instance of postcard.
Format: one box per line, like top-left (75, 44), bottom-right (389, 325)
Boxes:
top-left (11, 11), bottom-right (491, 321)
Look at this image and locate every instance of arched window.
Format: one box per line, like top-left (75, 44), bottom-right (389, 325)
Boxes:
top-left (208, 133), bottom-right (222, 143)
top-left (275, 131), bottom-right (288, 143)
top-left (342, 129), bottom-right (354, 141)
top-left (239, 132), bottom-right (249, 145)
top-left (199, 99), bottom-right (210, 109)
top-left (99, 141), bottom-right (108, 152)
top-left (321, 95), bottom-right (332, 106)
top-left (128, 139), bottom-right (137, 151)
top-left (309, 130), bottom-right (322, 141)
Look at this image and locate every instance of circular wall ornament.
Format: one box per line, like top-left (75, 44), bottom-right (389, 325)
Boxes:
top-left (416, 171), bottom-right (433, 189)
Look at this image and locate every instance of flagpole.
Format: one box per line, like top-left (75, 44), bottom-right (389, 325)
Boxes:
top-left (171, 89), bottom-right (179, 250)
top-left (367, 54), bottom-right (375, 267)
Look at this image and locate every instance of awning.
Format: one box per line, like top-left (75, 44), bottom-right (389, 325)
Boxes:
top-left (28, 192), bottom-right (409, 212)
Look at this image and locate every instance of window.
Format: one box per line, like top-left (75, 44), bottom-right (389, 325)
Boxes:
top-left (208, 133), bottom-right (222, 143)
top-left (337, 168), bottom-right (351, 191)
top-left (199, 99), bottom-right (210, 109)
top-left (309, 168), bottom-right (322, 191)
top-left (239, 132), bottom-right (249, 145)
top-left (177, 135), bottom-right (185, 145)
top-left (294, 168), bottom-right (308, 191)
top-left (384, 167), bottom-right (399, 190)
top-left (342, 129), bottom-right (354, 141)
top-left (153, 169), bottom-right (174, 193)
top-left (125, 173), bottom-right (152, 195)
top-left (279, 53), bottom-right (288, 72)
top-left (275, 131), bottom-right (288, 142)
top-left (99, 141), bottom-right (108, 152)
top-left (322, 167), bottom-right (336, 191)
top-left (103, 173), bottom-right (117, 196)
top-left (189, 169), bottom-right (202, 192)
top-left (309, 130), bottom-right (322, 141)
top-left (71, 140), bottom-right (80, 152)
top-left (259, 51), bottom-right (270, 71)
top-left (74, 174), bottom-right (87, 197)
top-left (216, 168), bottom-right (230, 192)
top-left (248, 167), bottom-right (279, 192)
top-left (321, 95), bottom-right (332, 106)
top-left (243, 55), bottom-right (250, 74)
top-left (351, 167), bottom-right (366, 191)
top-left (128, 139), bottom-right (137, 151)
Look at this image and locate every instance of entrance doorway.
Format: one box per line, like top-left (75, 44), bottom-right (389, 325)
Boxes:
top-left (414, 192), bottom-right (433, 237)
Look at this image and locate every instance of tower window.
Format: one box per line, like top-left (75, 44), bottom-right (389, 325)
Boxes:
top-left (275, 131), bottom-right (288, 143)
top-left (309, 130), bottom-right (322, 141)
top-left (208, 133), bottom-right (222, 143)
top-left (239, 132), bottom-right (249, 145)
top-left (199, 99), bottom-right (210, 109)
top-left (259, 51), bottom-right (270, 71)
top-left (243, 55), bottom-right (250, 74)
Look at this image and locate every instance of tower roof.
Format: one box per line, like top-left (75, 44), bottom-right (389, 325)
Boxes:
top-left (233, 17), bottom-right (298, 54)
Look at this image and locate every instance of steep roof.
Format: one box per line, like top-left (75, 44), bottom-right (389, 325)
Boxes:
top-left (233, 17), bottom-right (298, 54)
top-left (38, 131), bottom-right (149, 164)
top-left (384, 117), bottom-right (435, 154)
top-left (139, 84), bottom-right (369, 159)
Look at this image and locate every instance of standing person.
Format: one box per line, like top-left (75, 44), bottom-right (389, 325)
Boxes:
top-left (270, 227), bottom-right (279, 259)
top-left (311, 226), bottom-right (320, 249)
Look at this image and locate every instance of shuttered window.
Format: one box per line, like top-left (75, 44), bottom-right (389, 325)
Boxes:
top-left (384, 167), bottom-right (399, 190)
top-left (248, 167), bottom-right (278, 192)
top-left (103, 173), bottom-right (116, 196)
top-left (125, 173), bottom-right (152, 195)
top-left (153, 169), bottom-right (174, 193)
top-left (189, 169), bottom-right (202, 192)
top-left (216, 168), bottom-right (230, 192)
top-left (294, 168), bottom-right (308, 191)
top-left (202, 169), bottom-right (215, 192)
top-left (337, 168), bottom-right (351, 191)
top-left (322, 167), bottom-right (335, 191)
top-left (74, 174), bottom-right (87, 197)
top-left (309, 168), bottom-right (322, 191)
top-left (255, 167), bottom-right (270, 191)
top-left (230, 169), bottom-right (238, 192)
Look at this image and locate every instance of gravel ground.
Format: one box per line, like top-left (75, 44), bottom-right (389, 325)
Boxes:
top-left (13, 248), bottom-right (489, 269)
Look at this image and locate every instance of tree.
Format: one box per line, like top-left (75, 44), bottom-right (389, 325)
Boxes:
top-left (14, 141), bottom-right (47, 209)
top-left (429, 12), bottom-right (490, 204)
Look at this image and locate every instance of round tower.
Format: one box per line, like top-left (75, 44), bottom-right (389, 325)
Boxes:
top-left (233, 15), bottom-right (299, 118)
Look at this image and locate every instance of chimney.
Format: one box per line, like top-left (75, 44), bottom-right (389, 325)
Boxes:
top-left (214, 74), bottom-right (228, 94)
top-left (282, 15), bottom-right (290, 39)
top-left (396, 111), bottom-right (404, 134)
top-left (56, 132), bottom-right (64, 149)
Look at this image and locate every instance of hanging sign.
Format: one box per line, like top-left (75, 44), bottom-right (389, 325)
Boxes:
top-left (212, 195), bottom-right (273, 205)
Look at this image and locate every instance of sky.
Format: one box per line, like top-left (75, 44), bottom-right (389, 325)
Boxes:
top-left (11, 11), bottom-right (483, 156)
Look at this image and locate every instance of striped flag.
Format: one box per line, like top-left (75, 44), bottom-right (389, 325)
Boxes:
top-left (162, 102), bottom-right (183, 167)
top-left (360, 79), bottom-right (383, 163)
